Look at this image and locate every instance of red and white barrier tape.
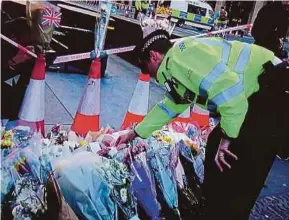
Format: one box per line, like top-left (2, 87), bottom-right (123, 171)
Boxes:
top-left (59, 25), bottom-right (93, 33)
top-left (1, 34), bottom-right (38, 58)
top-left (53, 23), bottom-right (252, 64)
top-left (53, 52), bottom-right (91, 64)
top-left (171, 24), bottom-right (252, 42)
top-left (104, 46), bottom-right (136, 55)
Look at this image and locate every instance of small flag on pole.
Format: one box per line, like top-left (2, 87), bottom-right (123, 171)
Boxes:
top-left (41, 7), bottom-right (62, 28)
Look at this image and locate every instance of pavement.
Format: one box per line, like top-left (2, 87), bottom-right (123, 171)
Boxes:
top-left (250, 159), bottom-right (289, 220)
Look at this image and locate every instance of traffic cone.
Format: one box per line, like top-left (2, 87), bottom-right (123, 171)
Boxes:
top-left (121, 73), bottom-right (150, 129)
top-left (172, 106), bottom-right (191, 124)
top-left (190, 104), bottom-right (210, 127)
top-left (18, 54), bottom-right (46, 136)
top-left (71, 58), bottom-right (101, 137)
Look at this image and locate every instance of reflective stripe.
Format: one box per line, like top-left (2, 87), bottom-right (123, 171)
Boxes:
top-left (234, 44), bottom-right (251, 74)
top-left (194, 39), bottom-right (231, 101)
top-left (221, 41), bottom-right (231, 64)
top-left (211, 44), bottom-right (252, 106)
top-left (157, 102), bottom-right (177, 118)
top-left (199, 61), bottom-right (227, 97)
top-left (194, 38), bottom-right (231, 63)
top-left (211, 75), bottom-right (244, 106)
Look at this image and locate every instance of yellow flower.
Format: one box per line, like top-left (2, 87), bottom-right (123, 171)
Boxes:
top-left (152, 130), bottom-right (161, 137)
top-left (162, 136), bottom-right (172, 143)
top-left (79, 140), bottom-right (87, 147)
top-left (4, 130), bottom-right (12, 139)
top-left (184, 140), bottom-right (200, 153)
top-left (1, 139), bottom-right (12, 148)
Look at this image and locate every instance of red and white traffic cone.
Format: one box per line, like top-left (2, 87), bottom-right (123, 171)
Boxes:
top-left (190, 104), bottom-right (210, 127)
top-left (71, 58), bottom-right (101, 137)
top-left (167, 107), bottom-right (191, 133)
top-left (172, 106), bottom-right (191, 124)
top-left (18, 54), bottom-right (46, 136)
top-left (121, 73), bottom-right (150, 129)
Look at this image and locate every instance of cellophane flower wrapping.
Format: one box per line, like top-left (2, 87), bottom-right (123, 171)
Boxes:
top-left (1, 118), bottom-right (219, 220)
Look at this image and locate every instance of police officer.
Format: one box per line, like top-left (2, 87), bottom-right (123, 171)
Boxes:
top-left (252, 1), bottom-right (289, 162)
top-left (252, 1), bottom-right (289, 58)
top-left (134, 0), bottom-right (142, 19)
top-left (116, 18), bottom-right (288, 219)
top-left (141, 1), bottom-right (149, 16)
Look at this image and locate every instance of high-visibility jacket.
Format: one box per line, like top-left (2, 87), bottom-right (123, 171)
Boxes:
top-left (135, 37), bottom-right (276, 139)
top-left (141, 1), bottom-right (149, 10)
top-left (135, 0), bottom-right (141, 10)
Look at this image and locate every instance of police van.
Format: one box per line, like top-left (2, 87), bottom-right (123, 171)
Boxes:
top-left (169, 0), bottom-right (214, 30)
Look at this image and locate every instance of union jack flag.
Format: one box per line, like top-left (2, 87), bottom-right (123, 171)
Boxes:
top-left (41, 7), bottom-right (62, 28)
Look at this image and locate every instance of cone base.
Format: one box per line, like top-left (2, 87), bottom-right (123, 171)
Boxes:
top-left (172, 117), bottom-right (191, 124)
top-left (190, 113), bottom-right (209, 127)
top-left (121, 112), bottom-right (145, 130)
top-left (71, 113), bottom-right (99, 137)
top-left (18, 120), bottom-right (45, 136)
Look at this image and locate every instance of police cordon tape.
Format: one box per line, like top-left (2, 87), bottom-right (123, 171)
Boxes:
top-left (53, 46), bottom-right (136, 64)
top-left (59, 25), bottom-right (93, 33)
top-left (171, 23), bottom-right (252, 42)
top-left (53, 23), bottom-right (252, 64)
top-left (2, 23), bottom-right (252, 64)
top-left (53, 52), bottom-right (91, 64)
top-left (1, 34), bottom-right (38, 58)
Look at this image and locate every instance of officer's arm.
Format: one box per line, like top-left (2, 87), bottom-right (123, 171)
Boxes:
top-left (134, 96), bottom-right (190, 138)
top-left (208, 66), bottom-right (249, 139)
top-left (217, 92), bottom-right (248, 139)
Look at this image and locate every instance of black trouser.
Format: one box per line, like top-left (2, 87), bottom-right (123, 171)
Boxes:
top-left (134, 9), bottom-right (139, 19)
top-left (203, 79), bottom-right (288, 219)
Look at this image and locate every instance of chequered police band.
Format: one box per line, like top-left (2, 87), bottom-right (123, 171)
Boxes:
top-left (141, 34), bottom-right (168, 52)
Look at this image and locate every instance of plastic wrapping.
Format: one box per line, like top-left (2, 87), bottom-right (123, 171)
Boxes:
top-left (131, 152), bottom-right (161, 219)
top-left (147, 136), bottom-right (180, 217)
top-left (1, 122), bottom-right (212, 219)
top-left (52, 152), bottom-right (116, 220)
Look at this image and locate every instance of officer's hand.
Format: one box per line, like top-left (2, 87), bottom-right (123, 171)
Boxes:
top-left (215, 137), bottom-right (238, 172)
top-left (115, 130), bottom-right (137, 146)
